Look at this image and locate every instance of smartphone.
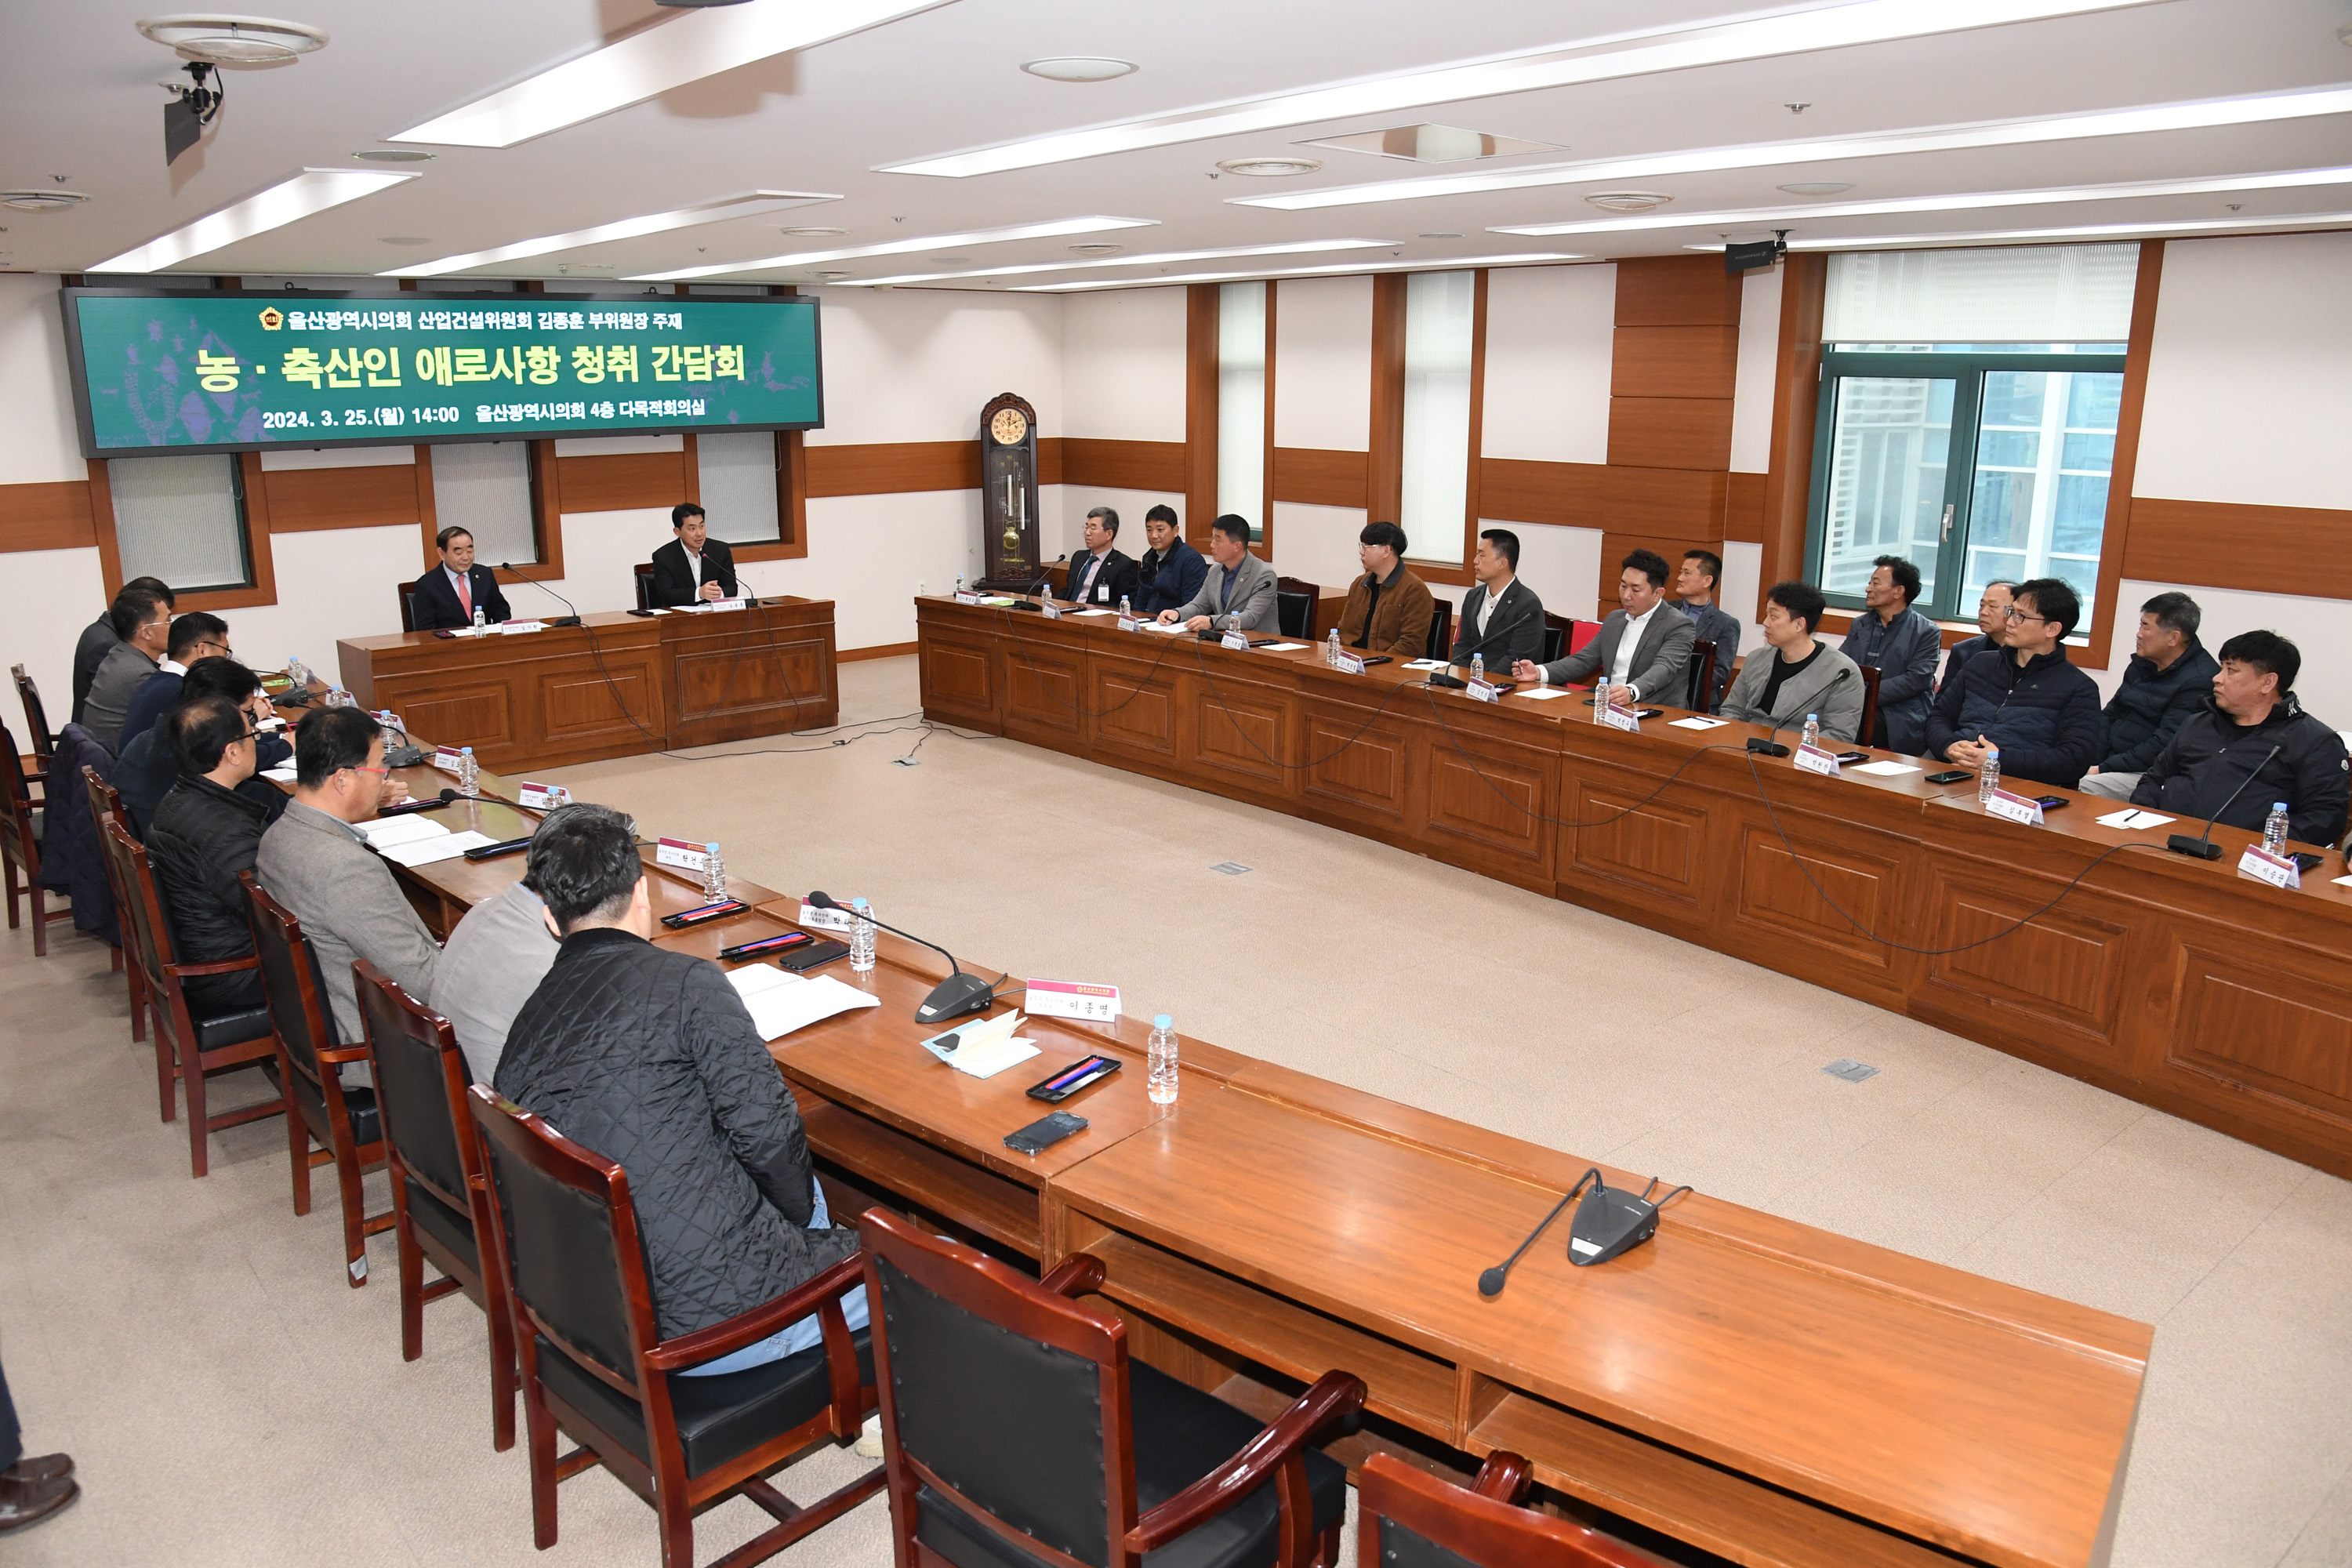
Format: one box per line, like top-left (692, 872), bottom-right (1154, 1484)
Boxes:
top-left (2035, 795), bottom-right (2070, 811)
top-left (2292, 851), bottom-right (2325, 873)
top-left (626, 608), bottom-right (657, 618)
top-left (1359, 654), bottom-right (1393, 666)
top-left (1835, 750), bottom-right (1869, 764)
top-left (1004, 1110), bottom-right (1089, 1156)
top-left (1926, 770), bottom-right (1974, 785)
top-left (717, 931), bottom-right (814, 963)
top-left (1025, 1055), bottom-right (1122, 1103)
top-left (660, 898), bottom-right (750, 930)
top-left (777, 937), bottom-right (851, 972)
top-left (462, 836), bottom-right (533, 861)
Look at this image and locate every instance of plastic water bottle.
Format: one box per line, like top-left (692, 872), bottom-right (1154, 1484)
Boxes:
top-left (954, 572), bottom-right (964, 596)
top-left (457, 746), bottom-right (479, 799)
top-left (1976, 745), bottom-right (2001, 804)
top-left (471, 604), bottom-right (487, 634)
top-left (1120, 594), bottom-right (1131, 617)
top-left (286, 655), bottom-right (306, 689)
top-left (849, 897), bottom-right (876, 972)
top-left (1800, 713), bottom-right (1820, 750)
top-left (701, 842), bottom-right (727, 900)
top-left (1147, 1014), bottom-right (1178, 1105)
top-left (1592, 677), bottom-right (1610, 722)
top-left (2264, 802), bottom-right (2290, 855)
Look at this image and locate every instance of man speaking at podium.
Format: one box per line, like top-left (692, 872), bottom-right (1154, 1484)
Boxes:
top-left (651, 503), bottom-right (738, 607)
top-left (411, 527), bottom-right (512, 630)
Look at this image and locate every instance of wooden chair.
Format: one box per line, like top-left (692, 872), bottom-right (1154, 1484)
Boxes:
top-left (83, 768), bottom-right (141, 1025)
top-left (1275, 576), bottom-right (1321, 641)
top-left (1356, 1451), bottom-right (1655, 1567)
top-left (0, 720), bottom-right (70, 956)
top-left (100, 817), bottom-right (284, 1177)
top-left (1425, 601), bottom-right (1453, 662)
top-left (1857, 662), bottom-right (1882, 751)
top-left (355, 960), bottom-right (517, 1451)
top-left (1683, 642), bottom-right (1719, 714)
top-left (13, 664), bottom-right (54, 786)
top-left (242, 873), bottom-right (391, 1285)
top-left (860, 1207), bottom-right (1364, 1568)
top-left (397, 579), bottom-right (426, 634)
top-left (633, 563), bottom-right (659, 612)
top-left (468, 1087), bottom-right (882, 1567)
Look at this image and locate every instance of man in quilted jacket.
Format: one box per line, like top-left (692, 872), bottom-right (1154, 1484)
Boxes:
top-left (493, 804), bottom-right (866, 1374)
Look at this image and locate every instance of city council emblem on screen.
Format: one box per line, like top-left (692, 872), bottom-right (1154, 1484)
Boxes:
top-left (989, 406), bottom-right (1027, 445)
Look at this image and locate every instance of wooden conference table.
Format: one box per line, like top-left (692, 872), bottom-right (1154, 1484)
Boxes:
top-left (335, 597), bottom-right (839, 772)
top-left (365, 750), bottom-right (2147, 1568)
top-left (915, 595), bottom-right (2352, 1183)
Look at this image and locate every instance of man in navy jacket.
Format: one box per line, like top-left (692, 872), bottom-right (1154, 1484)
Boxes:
top-left (1133, 504), bottom-right (1206, 618)
top-left (2079, 591), bottom-right (2220, 800)
top-left (1925, 577), bottom-right (2101, 789)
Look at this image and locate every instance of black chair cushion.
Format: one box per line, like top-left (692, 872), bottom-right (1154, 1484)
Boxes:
top-left (914, 1363), bottom-right (1347, 1568)
top-left (193, 1004), bottom-right (274, 1052)
top-left (535, 1327), bottom-right (873, 1481)
top-left (404, 1174), bottom-right (476, 1264)
top-left (260, 1058), bottom-right (380, 1146)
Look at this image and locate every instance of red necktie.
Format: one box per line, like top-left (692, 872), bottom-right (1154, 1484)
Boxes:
top-left (457, 573), bottom-right (472, 619)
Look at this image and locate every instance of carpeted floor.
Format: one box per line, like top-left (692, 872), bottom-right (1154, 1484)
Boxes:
top-left (2, 655), bottom-right (2347, 1567)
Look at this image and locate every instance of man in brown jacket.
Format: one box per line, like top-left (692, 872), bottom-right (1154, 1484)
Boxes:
top-left (1335, 521), bottom-right (1436, 658)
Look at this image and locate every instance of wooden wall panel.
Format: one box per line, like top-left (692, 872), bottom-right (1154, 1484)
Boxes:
top-left (1059, 437), bottom-right (1185, 492)
top-left (0, 479), bottom-right (96, 551)
top-left (1595, 469), bottom-right (1730, 537)
top-left (263, 462), bottom-right (423, 532)
top-left (555, 448), bottom-right (687, 514)
top-left (1758, 254), bottom-right (1829, 620)
top-left (1367, 273), bottom-right (1407, 524)
top-left (1272, 447), bottom-right (1370, 510)
top-left (1605, 397), bottom-right (1734, 472)
top-left (1724, 472), bottom-right (1767, 543)
top-left (2122, 497), bottom-right (2352, 598)
top-left (804, 440), bottom-right (980, 497)
top-left (1477, 458), bottom-right (1584, 527)
top-left (1613, 257), bottom-right (1744, 328)
top-left (1036, 435), bottom-right (1065, 486)
top-left (2083, 241), bottom-right (2164, 672)
top-left (1609, 327), bottom-right (1740, 401)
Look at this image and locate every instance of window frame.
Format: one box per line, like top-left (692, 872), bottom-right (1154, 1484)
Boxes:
top-left (682, 429), bottom-right (808, 561)
top-left (89, 449), bottom-right (279, 610)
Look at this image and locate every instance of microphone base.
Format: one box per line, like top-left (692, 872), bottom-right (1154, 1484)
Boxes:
top-left (1744, 739), bottom-right (1791, 757)
top-left (916, 971), bottom-right (997, 1024)
top-left (1427, 672), bottom-right (1468, 689)
top-left (547, 615), bottom-right (583, 628)
top-left (2166, 833), bottom-right (2224, 860)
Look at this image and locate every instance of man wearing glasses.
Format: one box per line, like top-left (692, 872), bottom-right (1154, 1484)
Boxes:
top-left (1925, 577), bottom-right (2102, 790)
top-left (255, 706), bottom-right (442, 1080)
top-left (116, 612), bottom-right (234, 751)
top-left (146, 697), bottom-right (280, 1013)
top-left (81, 587), bottom-right (175, 754)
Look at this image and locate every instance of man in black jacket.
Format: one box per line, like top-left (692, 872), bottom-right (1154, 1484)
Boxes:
top-left (649, 503), bottom-right (739, 608)
top-left (2082, 591), bottom-right (2220, 800)
top-left (2132, 630), bottom-right (2349, 847)
top-left (1133, 504), bottom-right (1205, 618)
top-left (408, 527), bottom-right (513, 630)
top-left (494, 804), bottom-right (864, 1373)
top-left (115, 659), bottom-right (291, 839)
top-left (1925, 577), bottom-right (2101, 789)
top-left (145, 699), bottom-right (274, 1011)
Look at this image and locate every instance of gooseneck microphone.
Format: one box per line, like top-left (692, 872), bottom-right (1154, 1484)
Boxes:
top-left (1477, 1171), bottom-right (1596, 1298)
top-left (499, 561), bottom-right (584, 627)
top-left (806, 891), bottom-right (996, 1022)
top-left (2167, 743), bottom-right (2282, 860)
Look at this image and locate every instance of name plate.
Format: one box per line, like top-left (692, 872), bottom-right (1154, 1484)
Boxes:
top-left (953, 590), bottom-right (982, 605)
top-left (1116, 612), bottom-right (1139, 632)
top-left (655, 837), bottom-right (711, 873)
top-left (1984, 789), bottom-right (2045, 827)
top-left (1334, 649), bottom-right (1367, 674)
top-left (1039, 598), bottom-right (1062, 620)
top-left (517, 782), bottom-right (572, 811)
top-left (432, 746), bottom-right (464, 774)
top-left (2238, 844), bottom-right (2302, 889)
top-left (798, 898), bottom-right (867, 933)
top-left (1221, 627), bottom-right (1249, 651)
top-left (1024, 978), bottom-right (1121, 1022)
top-left (1794, 743), bottom-right (1842, 777)
top-left (1464, 678), bottom-right (1501, 704)
top-left (498, 620), bottom-right (547, 635)
top-left (1599, 703), bottom-right (1642, 733)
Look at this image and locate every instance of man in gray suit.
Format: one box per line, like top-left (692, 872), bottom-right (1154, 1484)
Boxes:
top-left (82, 585), bottom-right (172, 753)
top-left (1720, 582), bottom-right (1866, 743)
top-left (254, 706), bottom-right (441, 1070)
top-left (1160, 514), bottom-right (1279, 635)
top-left (1512, 549), bottom-right (1693, 710)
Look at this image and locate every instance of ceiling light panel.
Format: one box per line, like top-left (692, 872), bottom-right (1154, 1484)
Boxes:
top-left (1761, 210), bottom-right (2352, 249)
top-left (392, 0), bottom-right (952, 147)
top-left (1235, 84), bottom-right (2352, 211)
top-left (839, 238), bottom-right (1398, 288)
top-left (626, 216), bottom-right (1158, 281)
top-left (89, 168), bottom-right (419, 274)
top-left (382, 190), bottom-right (838, 278)
top-left (1018, 252), bottom-right (1583, 293)
top-left (1492, 166), bottom-right (2352, 236)
top-left (882, 0), bottom-right (2159, 177)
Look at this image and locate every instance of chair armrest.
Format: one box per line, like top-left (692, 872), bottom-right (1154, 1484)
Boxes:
top-left (1126, 1370), bottom-right (1366, 1555)
top-left (644, 1250), bottom-right (866, 1371)
top-left (164, 954), bottom-right (261, 979)
top-left (317, 1044), bottom-right (374, 1065)
top-left (1472, 1450), bottom-right (1533, 1504)
top-left (1040, 1252), bottom-right (1105, 1298)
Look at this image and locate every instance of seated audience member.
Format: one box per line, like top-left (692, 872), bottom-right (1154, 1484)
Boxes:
top-left (1512, 550), bottom-right (1693, 710)
top-left (1926, 577), bottom-right (2100, 789)
top-left (1062, 506), bottom-right (1141, 608)
top-left (1837, 556), bottom-right (1941, 752)
top-left (143, 699), bottom-right (274, 1013)
top-left (73, 575), bottom-right (173, 728)
top-left (1671, 550), bottom-right (1740, 713)
top-left (408, 526), bottom-right (512, 630)
top-left (253, 706), bottom-right (438, 1069)
top-left (1133, 504), bottom-right (1205, 618)
top-left (649, 503), bottom-right (737, 608)
top-left (1719, 582), bottom-right (1866, 743)
top-left (82, 586), bottom-right (172, 753)
top-left (1335, 521), bottom-right (1436, 658)
top-left (2132, 630), bottom-right (2350, 846)
top-left (1161, 514), bottom-right (1279, 634)
top-left (2080, 592), bottom-right (2219, 800)
top-left (1937, 580), bottom-right (2015, 695)
top-left (118, 612), bottom-right (231, 751)
top-left (115, 659), bottom-right (293, 839)
top-left (431, 823), bottom-right (564, 1085)
top-left (1451, 528), bottom-right (1546, 672)
top-left (493, 804), bottom-right (866, 1376)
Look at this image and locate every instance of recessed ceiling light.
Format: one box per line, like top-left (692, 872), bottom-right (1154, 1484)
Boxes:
top-left (0, 191), bottom-right (90, 213)
top-left (887, 0), bottom-right (2154, 177)
top-left (383, 190), bottom-right (836, 278)
top-left (1418, 230), bottom-right (1463, 238)
top-left (1022, 56), bottom-right (1138, 82)
top-left (391, 0), bottom-right (949, 147)
top-left (1237, 85), bottom-right (2352, 210)
top-left (1584, 191), bottom-right (1671, 212)
top-left (376, 235), bottom-right (434, 245)
top-left (839, 238), bottom-right (1396, 288)
top-left (627, 215), bottom-right (1158, 282)
top-left (89, 166), bottom-right (417, 273)
top-left (1016, 252), bottom-right (1582, 293)
top-left (780, 225), bottom-right (847, 236)
top-left (1067, 242), bottom-right (1123, 254)
top-left (1217, 157), bottom-right (1323, 178)
top-left (136, 14), bottom-right (328, 65)
top-left (1778, 180), bottom-right (1853, 194)
top-left (1305, 124), bottom-right (1559, 163)
top-left (354, 149), bottom-right (435, 163)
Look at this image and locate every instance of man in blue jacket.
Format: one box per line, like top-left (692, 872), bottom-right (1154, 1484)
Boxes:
top-left (1838, 555), bottom-right (1942, 753)
top-left (1132, 504), bottom-right (1206, 617)
top-left (1925, 577), bottom-right (2101, 789)
top-left (2079, 592), bottom-right (2219, 800)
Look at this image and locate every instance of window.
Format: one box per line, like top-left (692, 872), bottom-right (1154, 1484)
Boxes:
top-left (1398, 270), bottom-right (1475, 564)
top-left (1215, 281), bottom-right (1268, 540)
top-left (106, 454), bottom-right (254, 592)
top-left (430, 440), bottom-right (539, 565)
top-left (1806, 245), bottom-right (2136, 626)
top-left (695, 430), bottom-right (782, 544)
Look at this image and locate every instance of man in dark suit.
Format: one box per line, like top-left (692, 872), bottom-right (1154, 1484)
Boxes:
top-left (1134, 504), bottom-right (1205, 617)
top-left (408, 526), bottom-right (513, 630)
top-left (1450, 529), bottom-right (1545, 671)
top-left (1513, 549), bottom-right (1694, 710)
top-left (1062, 506), bottom-right (1141, 608)
top-left (650, 503), bottom-right (739, 608)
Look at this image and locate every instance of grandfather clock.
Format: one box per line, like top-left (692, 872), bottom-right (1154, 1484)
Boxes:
top-left (976, 391), bottom-right (1042, 590)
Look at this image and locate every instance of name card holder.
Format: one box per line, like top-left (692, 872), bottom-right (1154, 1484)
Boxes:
top-left (1025, 979), bottom-right (1121, 1022)
top-left (953, 590), bottom-right (982, 605)
top-left (1599, 704), bottom-right (1642, 733)
top-left (2238, 844), bottom-right (2302, 889)
top-left (1794, 744), bottom-right (1842, 777)
top-left (1039, 598), bottom-right (1062, 620)
top-left (432, 746), bottom-right (464, 774)
top-left (1334, 649), bottom-right (1367, 674)
top-left (1464, 678), bottom-right (1500, 704)
top-left (655, 837), bottom-right (710, 874)
top-left (799, 898), bottom-right (866, 933)
top-left (1116, 612), bottom-right (1139, 632)
top-left (1221, 626), bottom-right (1249, 651)
top-left (1983, 789), bottom-right (2045, 827)
top-left (517, 782), bottom-right (572, 810)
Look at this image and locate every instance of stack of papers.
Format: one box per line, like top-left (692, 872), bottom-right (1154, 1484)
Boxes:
top-left (1668, 716), bottom-right (1728, 730)
top-left (918, 1011), bottom-right (1040, 1079)
top-left (2096, 808), bottom-right (2176, 830)
top-left (1260, 641), bottom-right (1308, 652)
top-left (1515, 688), bottom-right (1572, 701)
top-left (380, 830), bottom-right (499, 868)
top-left (727, 964), bottom-right (881, 1041)
top-left (354, 815), bottom-right (449, 850)
top-left (1850, 760), bottom-right (1922, 777)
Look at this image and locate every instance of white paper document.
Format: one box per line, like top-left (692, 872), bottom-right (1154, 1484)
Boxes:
top-left (1403, 659), bottom-right (1448, 671)
top-left (919, 1011), bottom-right (1041, 1079)
top-left (2096, 808), bottom-right (2176, 829)
top-left (379, 830), bottom-right (498, 868)
top-left (1068, 608), bottom-right (1118, 617)
top-left (1145, 620), bottom-right (1189, 633)
top-left (262, 764), bottom-right (299, 782)
top-left (1259, 642), bottom-right (1308, 652)
top-left (1668, 716), bottom-right (1728, 730)
top-left (355, 814), bottom-right (451, 849)
top-left (726, 965), bottom-right (880, 1042)
top-left (1514, 688), bottom-right (1572, 701)
top-left (1849, 760), bottom-right (1922, 777)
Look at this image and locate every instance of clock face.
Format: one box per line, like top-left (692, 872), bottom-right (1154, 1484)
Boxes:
top-left (989, 407), bottom-right (1029, 445)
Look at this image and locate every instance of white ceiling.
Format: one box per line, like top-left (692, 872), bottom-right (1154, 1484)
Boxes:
top-left (2, 0), bottom-right (2347, 290)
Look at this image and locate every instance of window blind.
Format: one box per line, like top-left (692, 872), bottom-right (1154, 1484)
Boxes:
top-left (1824, 244), bottom-right (2139, 344)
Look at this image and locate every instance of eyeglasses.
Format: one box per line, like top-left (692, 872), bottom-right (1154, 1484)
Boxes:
top-left (2002, 607), bottom-right (2049, 624)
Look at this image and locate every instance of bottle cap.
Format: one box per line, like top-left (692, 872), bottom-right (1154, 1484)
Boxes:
top-left (1153, 1014), bottom-right (1172, 1029)
top-left (852, 897), bottom-right (869, 909)
top-left (460, 746), bottom-right (473, 754)
top-left (706, 841), bottom-right (719, 851)
top-left (1806, 713), bottom-right (1817, 721)
top-left (2275, 802), bottom-right (2288, 811)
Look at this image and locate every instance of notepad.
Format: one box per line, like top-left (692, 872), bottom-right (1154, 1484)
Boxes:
top-left (1668, 716), bottom-right (1728, 730)
top-left (726, 965), bottom-right (881, 1042)
top-left (262, 765), bottom-right (299, 782)
top-left (2095, 808), bottom-right (2176, 830)
top-left (919, 1011), bottom-right (1041, 1079)
top-left (1850, 760), bottom-right (1922, 777)
top-left (354, 814), bottom-right (451, 849)
top-left (1145, 620), bottom-right (1189, 633)
top-left (378, 830), bottom-right (497, 868)
top-left (1069, 608), bottom-right (1118, 617)
top-left (1260, 642), bottom-right (1308, 652)
top-left (1514, 688), bottom-right (1572, 701)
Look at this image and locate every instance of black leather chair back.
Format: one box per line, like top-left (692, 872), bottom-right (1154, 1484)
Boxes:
top-left (245, 877), bottom-right (342, 1080)
top-left (0, 721), bottom-right (41, 881)
top-left (1275, 590), bottom-right (1313, 640)
top-left (633, 564), bottom-right (658, 613)
top-left (1684, 643), bottom-right (1718, 713)
top-left (1857, 662), bottom-right (1882, 750)
top-left (399, 580), bottom-right (424, 635)
top-left (1358, 1451), bottom-right (1652, 1567)
top-left (103, 815), bottom-right (176, 993)
top-left (13, 665), bottom-right (54, 761)
top-left (1425, 603), bottom-right (1453, 661)
top-left (1539, 623), bottom-right (1566, 663)
top-left (358, 967), bottom-right (470, 1212)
